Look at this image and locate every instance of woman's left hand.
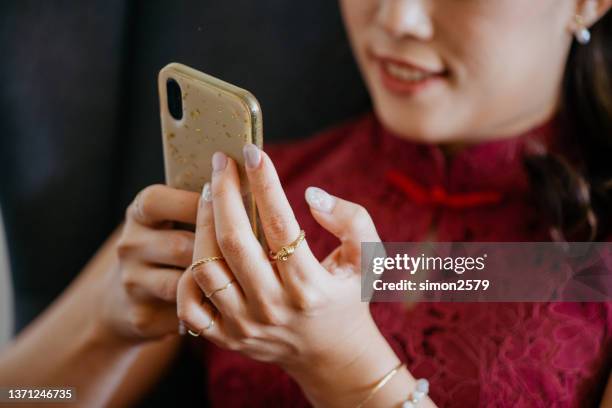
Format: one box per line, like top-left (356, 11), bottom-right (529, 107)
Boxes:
top-left (176, 144), bottom-right (389, 386)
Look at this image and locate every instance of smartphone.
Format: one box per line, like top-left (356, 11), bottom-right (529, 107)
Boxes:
top-left (158, 62), bottom-right (263, 237)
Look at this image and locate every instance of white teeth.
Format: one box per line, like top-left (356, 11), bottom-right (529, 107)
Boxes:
top-left (385, 62), bottom-right (430, 82)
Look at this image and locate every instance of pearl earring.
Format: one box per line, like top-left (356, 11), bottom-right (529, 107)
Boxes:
top-left (574, 15), bottom-right (591, 44)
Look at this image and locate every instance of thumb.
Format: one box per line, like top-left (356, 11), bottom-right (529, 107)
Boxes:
top-left (304, 187), bottom-right (380, 264)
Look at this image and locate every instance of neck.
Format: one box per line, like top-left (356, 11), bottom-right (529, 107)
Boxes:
top-left (441, 109), bottom-right (560, 158)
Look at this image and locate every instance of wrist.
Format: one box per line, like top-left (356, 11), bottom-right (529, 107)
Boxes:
top-left (285, 317), bottom-right (402, 408)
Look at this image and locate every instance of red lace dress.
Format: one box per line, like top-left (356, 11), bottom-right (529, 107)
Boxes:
top-left (196, 113), bottom-right (612, 407)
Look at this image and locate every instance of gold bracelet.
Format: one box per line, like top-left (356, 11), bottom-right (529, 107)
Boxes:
top-left (355, 362), bottom-right (404, 408)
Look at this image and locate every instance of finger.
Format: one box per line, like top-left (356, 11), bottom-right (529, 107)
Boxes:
top-left (149, 305), bottom-right (182, 338)
top-left (122, 267), bottom-right (182, 302)
top-left (198, 183), bottom-right (289, 326)
top-left (176, 267), bottom-right (224, 342)
top-left (305, 186), bottom-right (380, 264)
top-left (192, 182), bottom-right (247, 317)
top-left (128, 184), bottom-right (199, 226)
top-left (242, 145), bottom-right (320, 279)
top-left (119, 302), bottom-right (181, 339)
top-left (243, 145), bottom-right (301, 247)
top-left (118, 229), bottom-right (195, 268)
top-left (210, 152), bottom-right (282, 298)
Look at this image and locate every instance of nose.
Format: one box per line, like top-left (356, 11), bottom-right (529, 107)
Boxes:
top-left (375, 0), bottom-right (433, 40)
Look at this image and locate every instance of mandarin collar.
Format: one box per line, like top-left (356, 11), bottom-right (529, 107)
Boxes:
top-left (371, 114), bottom-right (561, 205)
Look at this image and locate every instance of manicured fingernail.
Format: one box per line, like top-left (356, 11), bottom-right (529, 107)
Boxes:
top-left (178, 321), bottom-right (187, 336)
top-left (243, 143), bottom-right (261, 170)
top-left (212, 152), bottom-right (227, 173)
top-left (201, 182), bottom-right (212, 203)
top-left (305, 186), bottom-right (336, 213)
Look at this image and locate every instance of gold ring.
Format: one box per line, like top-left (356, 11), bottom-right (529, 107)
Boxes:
top-left (187, 329), bottom-right (201, 337)
top-left (204, 316), bottom-right (216, 330)
top-left (269, 229), bottom-right (306, 262)
top-left (206, 279), bottom-right (236, 298)
top-left (186, 314), bottom-right (216, 337)
top-left (190, 256), bottom-right (225, 272)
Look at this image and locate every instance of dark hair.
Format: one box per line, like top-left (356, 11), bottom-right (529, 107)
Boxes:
top-left (524, 10), bottom-right (612, 241)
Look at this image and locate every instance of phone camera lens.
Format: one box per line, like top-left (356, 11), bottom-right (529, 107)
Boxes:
top-left (166, 78), bottom-right (183, 120)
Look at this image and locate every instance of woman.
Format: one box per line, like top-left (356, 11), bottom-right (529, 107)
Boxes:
top-left (0, 0), bottom-right (610, 406)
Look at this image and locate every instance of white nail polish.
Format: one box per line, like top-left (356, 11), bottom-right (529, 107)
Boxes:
top-left (178, 321), bottom-right (187, 336)
top-left (202, 182), bottom-right (212, 202)
top-left (305, 186), bottom-right (336, 213)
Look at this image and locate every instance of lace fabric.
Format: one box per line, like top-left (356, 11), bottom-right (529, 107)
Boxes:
top-left (197, 113), bottom-right (612, 407)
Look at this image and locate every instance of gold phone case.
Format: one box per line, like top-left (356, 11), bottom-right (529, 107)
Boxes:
top-left (158, 63), bottom-right (263, 235)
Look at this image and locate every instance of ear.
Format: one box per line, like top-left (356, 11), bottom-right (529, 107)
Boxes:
top-left (569, 0), bottom-right (611, 31)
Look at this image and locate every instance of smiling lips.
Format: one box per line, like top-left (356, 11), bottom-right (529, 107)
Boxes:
top-left (374, 54), bottom-right (447, 95)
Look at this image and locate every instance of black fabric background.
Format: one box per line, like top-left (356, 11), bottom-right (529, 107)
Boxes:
top-left (0, 1), bottom-right (370, 405)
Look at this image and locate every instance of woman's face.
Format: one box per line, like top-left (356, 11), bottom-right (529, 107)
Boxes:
top-left (340, 0), bottom-right (578, 144)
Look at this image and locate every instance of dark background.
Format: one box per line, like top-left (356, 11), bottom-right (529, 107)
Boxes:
top-left (0, 1), bottom-right (370, 405)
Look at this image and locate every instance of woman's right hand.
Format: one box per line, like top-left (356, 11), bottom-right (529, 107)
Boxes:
top-left (0, 184), bottom-right (200, 406)
top-left (101, 184), bottom-right (199, 341)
